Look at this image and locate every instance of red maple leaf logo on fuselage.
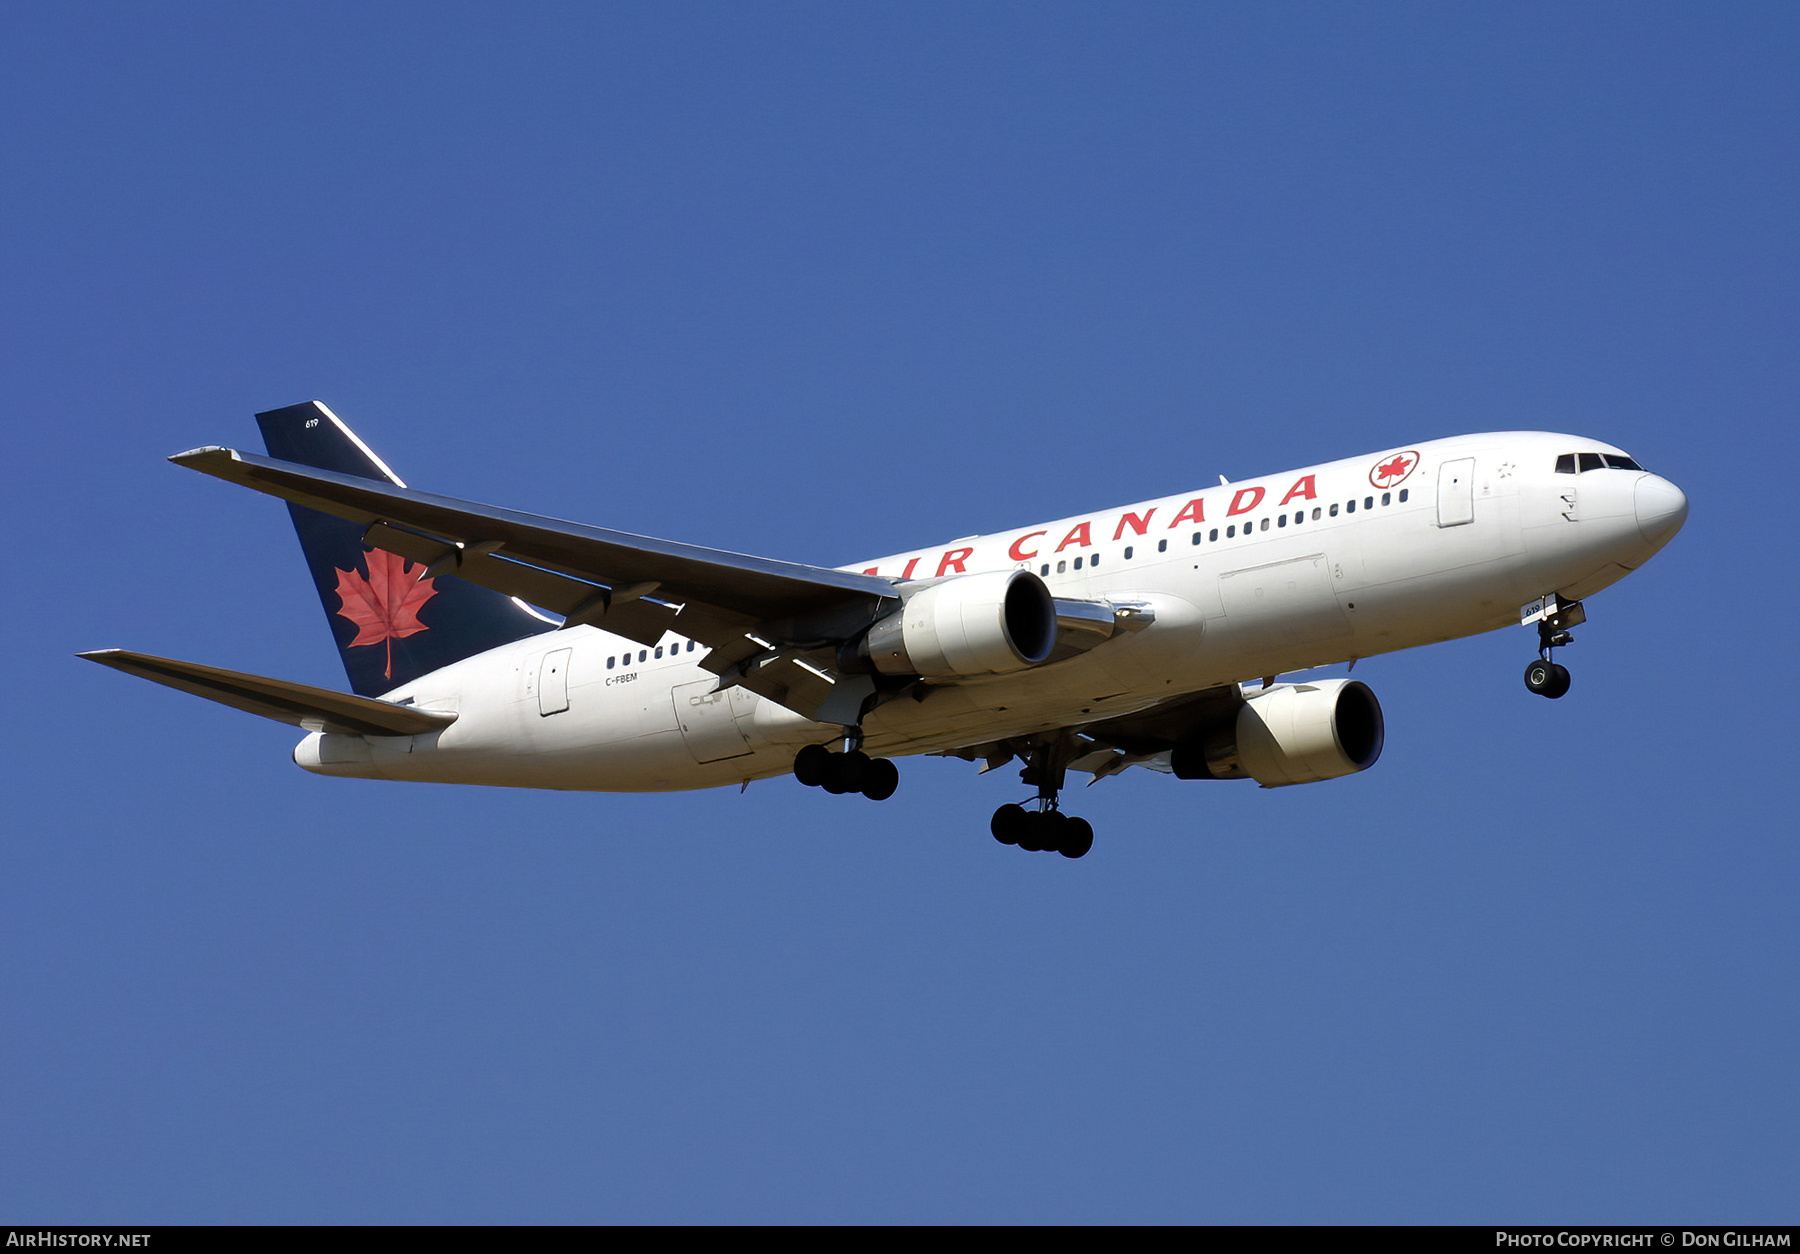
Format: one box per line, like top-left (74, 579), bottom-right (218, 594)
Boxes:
top-left (1370, 451), bottom-right (1419, 489)
top-left (334, 549), bottom-right (438, 680)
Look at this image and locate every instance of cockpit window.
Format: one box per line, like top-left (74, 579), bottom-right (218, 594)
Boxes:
top-left (1560, 451), bottom-right (1646, 473)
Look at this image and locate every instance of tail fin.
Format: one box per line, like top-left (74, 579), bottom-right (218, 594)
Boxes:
top-left (257, 401), bottom-right (553, 697)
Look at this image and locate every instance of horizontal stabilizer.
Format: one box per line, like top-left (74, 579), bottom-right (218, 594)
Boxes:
top-left (78, 649), bottom-right (457, 737)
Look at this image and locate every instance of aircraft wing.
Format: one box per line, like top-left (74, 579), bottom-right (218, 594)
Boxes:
top-left (1076, 684), bottom-right (1246, 753)
top-left (79, 649), bottom-right (458, 737)
top-left (944, 683), bottom-right (1247, 780)
top-left (172, 446), bottom-right (901, 720)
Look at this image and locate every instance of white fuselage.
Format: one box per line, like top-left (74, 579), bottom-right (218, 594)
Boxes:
top-left (295, 432), bottom-right (1686, 791)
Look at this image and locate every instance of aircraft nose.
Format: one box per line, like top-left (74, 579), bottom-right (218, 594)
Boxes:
top-left (1634, 474), bottom-right (1689, 546)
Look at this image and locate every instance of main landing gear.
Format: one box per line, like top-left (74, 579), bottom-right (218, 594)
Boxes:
top-left (989, 737), bottom-right (1095, 859)
top-left (1521, 595), bottom-right (1584, 700)
top-left (990, 804), bottom-right (1094, 859)
top-left (793, 742), bottom-right (899, 801)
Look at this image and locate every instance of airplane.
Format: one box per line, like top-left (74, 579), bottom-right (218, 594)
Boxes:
top-left (82, 402), bottom-right (1689, 859)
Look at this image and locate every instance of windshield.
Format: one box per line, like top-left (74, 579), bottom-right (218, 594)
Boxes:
top-left (1556, 452), bottom-right (1644, 474)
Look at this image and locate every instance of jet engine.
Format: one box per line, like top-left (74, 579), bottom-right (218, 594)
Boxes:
top-left (1169, 678), bottom-right (1384, 788)
top-left (843, 569), bottom-right (1058, 678)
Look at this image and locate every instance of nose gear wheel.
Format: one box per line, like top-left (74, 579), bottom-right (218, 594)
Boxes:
top-left (1523, 657), bottom-right (1571, 698)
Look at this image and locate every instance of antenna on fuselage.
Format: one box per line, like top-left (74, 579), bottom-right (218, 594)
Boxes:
top-left (1219, 475), bottom-right (1230, 485)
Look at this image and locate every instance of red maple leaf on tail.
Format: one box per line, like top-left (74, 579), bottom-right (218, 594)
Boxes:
top-left (333, 549), bottom-right (439, 680)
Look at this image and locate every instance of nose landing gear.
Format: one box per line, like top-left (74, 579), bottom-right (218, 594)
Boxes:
top-left (1520, 595), bottom-right (1583, 699)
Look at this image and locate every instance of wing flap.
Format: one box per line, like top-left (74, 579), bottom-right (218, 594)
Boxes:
top-left (359, 519), bottom-right (683, 648)
top-left (79, 650), bottom-right (457, 737)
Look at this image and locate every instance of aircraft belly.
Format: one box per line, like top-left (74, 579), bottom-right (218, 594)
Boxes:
top-left (1337, 554), bottom-right (1535, 652)
top-left (862, 682), bottom-right (1171, 757)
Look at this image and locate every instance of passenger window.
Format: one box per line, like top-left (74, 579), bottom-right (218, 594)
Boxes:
top-left (1057, 560), bottom-right (1067, 573)
top-left (654, 646), bottom-right (663, 659)
top-left (1311, 507), bottom-right (1321, 520)
top-left (1191, 532), bottom-right (1202, 546)
top-left (1346, 500), bottom-right (1356, 514)
top-left (1157, 539), bottom-right (1167, 553)
top-left (1398, 489), bottom-right (1408, 503)
top-left (607, 656), bottom-right (615, 670)
top-left (1364, 497), bottom-right (1373, 510)
top-left (1040, 564), bottom-right (1049, 576)
top-left (1090, 554), bottom-right (1100, 568)
top-left (1226, 525), bottom-right (1235, 538)
top-left (1381, 492), bottom-right (1391, 506)
top-left (638, 650), bottom-right (646, 663)
top-left (1278, 514), bottom-right (1288, 528)
top-left (1579, 452), bottom-right (1605, 473)
top-left (1556, 454), bottom-right (1576, 474)
top-left (1123, 547), bottom-right (1133, 560)
top-left (1209, 528), bottom-right (1218, 541)
top-left (1259, 518), bottom-right (1270, 532)
top-left (1073, 556), bottom-right (1082, 570)
top-left (1329, 504), bottom-right (1339, 517)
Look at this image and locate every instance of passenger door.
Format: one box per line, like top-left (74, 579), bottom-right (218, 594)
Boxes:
top-left (1437, 458), bottom-right (1475, 527)
top-left (537, 648), bottom-right (572, 716)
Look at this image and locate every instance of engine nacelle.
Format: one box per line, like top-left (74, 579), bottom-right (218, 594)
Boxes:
top-left (1170, 678), bottom-right (1384, 788)
top-left (849, 569), bottom-right (1057, 678)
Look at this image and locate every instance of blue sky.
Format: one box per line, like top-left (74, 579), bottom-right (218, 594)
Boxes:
top-left (3, 2), bottom-right (1796, 1223)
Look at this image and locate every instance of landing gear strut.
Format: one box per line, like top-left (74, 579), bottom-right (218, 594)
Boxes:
top-left (989, 737), bottom-right (1095, 859)
top-left (1520, 595), bottom-right (1583, 700)
top-left (793, 741), bottom-right (899, 801)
